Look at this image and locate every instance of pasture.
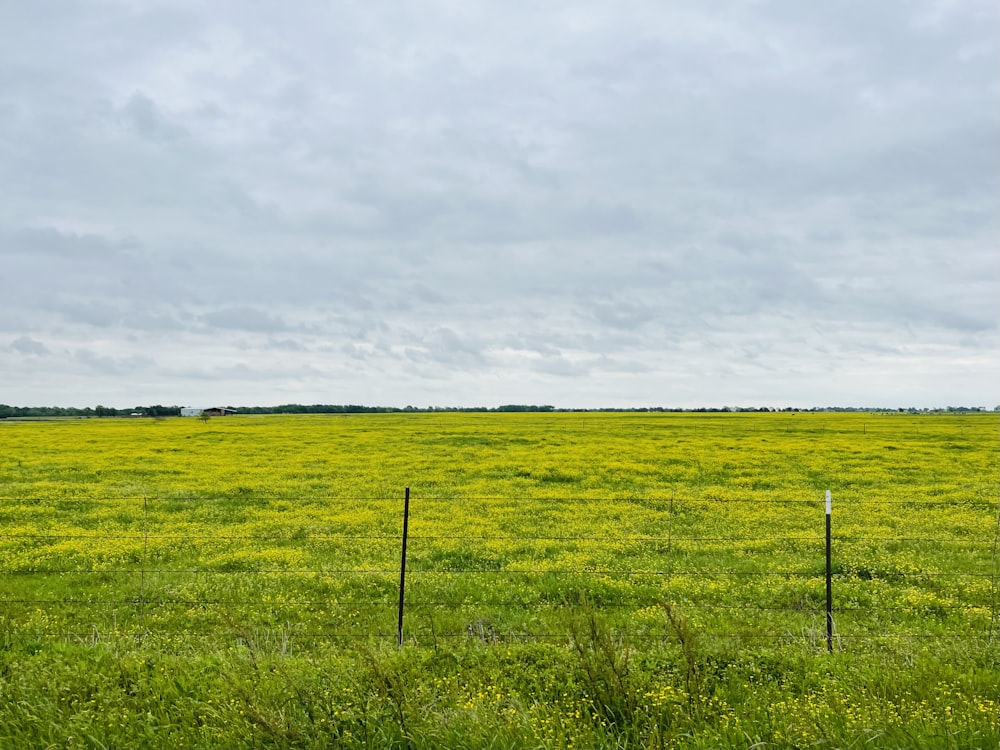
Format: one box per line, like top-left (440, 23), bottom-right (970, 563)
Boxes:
top-left (0, 411), bottom-right (996, 749)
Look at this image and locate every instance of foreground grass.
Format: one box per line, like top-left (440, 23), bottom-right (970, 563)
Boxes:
top-left (0, 411), bottom-right (997, 748)
top-left (1, 632), bottom-right (996, 749)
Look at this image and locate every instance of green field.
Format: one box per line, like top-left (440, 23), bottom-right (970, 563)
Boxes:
top-left (0, 411), bottom-right (997, 749)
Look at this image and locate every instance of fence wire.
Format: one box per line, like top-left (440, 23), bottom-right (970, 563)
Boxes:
top-left (1, 491), bottom-right (997, 649)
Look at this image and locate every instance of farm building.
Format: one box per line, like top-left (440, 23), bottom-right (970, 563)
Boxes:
top-left (203, 407), bottom-right (237, 417)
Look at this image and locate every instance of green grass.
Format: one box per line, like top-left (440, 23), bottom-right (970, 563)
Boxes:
top-left (0, 411), bottom-right (997, 748)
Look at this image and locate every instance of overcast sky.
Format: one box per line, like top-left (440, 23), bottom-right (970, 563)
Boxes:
top-left (1, 1), bottom-right (997, 409)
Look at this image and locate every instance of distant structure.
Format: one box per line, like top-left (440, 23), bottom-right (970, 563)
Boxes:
top-left (180, 407), bottom-right (238, 417)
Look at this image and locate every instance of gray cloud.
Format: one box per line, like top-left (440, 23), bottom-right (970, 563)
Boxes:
top-left (589, 300), bottom-right (656, 330)
top-left (119, 93), bottom-right (188, 143)
top-left (74, 348), bottom-right (154, 376)
top-left (270, 338), bottom-right (308, 352)
top-left (53, 302), bottom-right (123, 328)
top-left (10, 336), bottom-right (50, 356)
top-left (0, 228), bottom-right (135, 259)
top-left (200, 307), bottom-right (290, 333)
top-left (0, 0), bottom-right (996, 407)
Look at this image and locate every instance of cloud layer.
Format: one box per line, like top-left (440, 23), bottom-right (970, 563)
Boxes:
top-left (1, 1), bottom-right (997, 408)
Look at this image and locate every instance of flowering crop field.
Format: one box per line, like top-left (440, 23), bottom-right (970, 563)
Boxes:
top-left (0, 411), bottom-right (997, 749)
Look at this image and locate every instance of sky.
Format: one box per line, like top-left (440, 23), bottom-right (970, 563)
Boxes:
top-left (1, 1), bottom-right (998, 410)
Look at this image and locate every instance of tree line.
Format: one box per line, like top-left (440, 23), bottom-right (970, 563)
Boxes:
top-left (0, 404), bottom-right (555, 418)
top-left (1, 403), bottom-right (992, 419)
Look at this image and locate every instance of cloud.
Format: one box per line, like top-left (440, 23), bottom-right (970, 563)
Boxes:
top-left (589, 299), bottom-right (655, 330)
top-left (200, 307), bottom-right (290, 333)
top-left (0, 227), bottom-right (138, 259)
top-left (0, 1), bottom-right (996, 408)
top-left (530, 354), bottom-right (590, 377)
top-left (10, 336), bottom-right (50, 356)
top-left (119, 92), bottom-right (188, 143)
top-left (270, 338), bottom-right (308, 352)
top-left (73, 348), bottom-right (154, 375)
top-left (52, 302), bottom-right (122, 328)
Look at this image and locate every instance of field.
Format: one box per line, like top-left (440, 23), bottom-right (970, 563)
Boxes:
top-left (0, 411), bottom-right (997, 749)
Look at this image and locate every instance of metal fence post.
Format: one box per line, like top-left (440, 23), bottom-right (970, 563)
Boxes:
top-left (826, 489), bottom-right (833, 653)
top-left (139, 492), bottom-right (148, 636)
top-left (397, 487), bottom-right (410, 647)
top-left (992, 491), bottom-right (1000, 643)
top-left (665, 489), bottom-right (674, 603)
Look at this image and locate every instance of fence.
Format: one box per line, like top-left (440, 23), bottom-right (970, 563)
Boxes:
top-left (1, 487), bottom-right (998, 654)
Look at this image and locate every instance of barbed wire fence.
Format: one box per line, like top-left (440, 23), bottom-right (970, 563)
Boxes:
top-left (1, 488), bottom-right (998, 653)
